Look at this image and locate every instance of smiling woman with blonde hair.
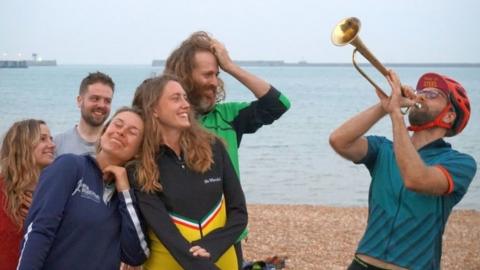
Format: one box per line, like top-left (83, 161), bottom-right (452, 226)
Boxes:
top-left (0, 119), bottom-right (55, 270)
top-left (17, 107), bottom-right (149, 270)
top-left (131, 74), bottom-right (248, 270)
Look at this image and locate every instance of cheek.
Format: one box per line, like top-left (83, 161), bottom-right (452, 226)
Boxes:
top-left (33, 144), bottom-right (48, 162)
top-left (33, 144), bottom-right (43, 155)
top-left (128, 136), bottom-right (142, 152)
top-left (98, 133), bottom-right (109, 149)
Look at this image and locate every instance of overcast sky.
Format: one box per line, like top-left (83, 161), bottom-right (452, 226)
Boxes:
top-left (1, 0), bottom-right (479, 65)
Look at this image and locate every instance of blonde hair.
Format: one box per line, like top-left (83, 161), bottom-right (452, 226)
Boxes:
top-left (0, 119), bottom-right (46, 227)
top-left (132, 74), bottom-right (216, 193)
top-left (164, 31), bottom-right (226, 108)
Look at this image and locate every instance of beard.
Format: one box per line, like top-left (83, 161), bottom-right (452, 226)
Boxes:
top-left (408, 106), bottom-right (438, 126)
top-left (195, 96), bottom-right (215, 114)
top-left (190, 84), bottom-right (216, 115)
top-left (81, 107), bottom-right (109, 127)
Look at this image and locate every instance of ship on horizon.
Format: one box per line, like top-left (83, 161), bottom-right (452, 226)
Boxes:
top-left (26, 53), bottom-right (57, 66)
top-left (0, 53), bottom-right (56, 68)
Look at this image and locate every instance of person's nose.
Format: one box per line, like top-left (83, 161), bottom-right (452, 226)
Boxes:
top-left (48, 141), bottom-right (55, 150)
top-left (209, 76), bottom-right (218, 88)
top-left (181, 96), bottom-right (191, 109)
top-left (116, 126), bottom-right (127, 137)
top-left (96, 99), bottom-right (109, 109)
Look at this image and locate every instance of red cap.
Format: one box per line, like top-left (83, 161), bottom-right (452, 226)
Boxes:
top-left (416, 73), bottom-right (450, 95)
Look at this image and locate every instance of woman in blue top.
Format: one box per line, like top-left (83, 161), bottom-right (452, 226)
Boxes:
top-left (17, 107), bottom-right (149, 270)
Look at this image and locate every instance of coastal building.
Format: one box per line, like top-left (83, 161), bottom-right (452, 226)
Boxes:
top-left (26, 53), bottom-right (57, 66)
top-left (0, 60), bottom-right (28, 68)
top-left (0, 53), bottom-right (56, 68)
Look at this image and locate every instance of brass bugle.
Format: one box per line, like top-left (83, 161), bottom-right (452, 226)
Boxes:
top-left (331, 17), bottom-right (421, 111)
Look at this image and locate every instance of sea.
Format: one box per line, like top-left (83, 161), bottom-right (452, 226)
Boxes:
top-left (1, 65), bottom-right (479, 209)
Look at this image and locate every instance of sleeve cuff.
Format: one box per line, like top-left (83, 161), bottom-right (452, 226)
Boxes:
top-left (436, 165), bottom-right (454, 195)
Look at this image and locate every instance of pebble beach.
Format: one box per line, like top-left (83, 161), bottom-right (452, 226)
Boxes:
top-left (243, 204), bottom-right (480, 269)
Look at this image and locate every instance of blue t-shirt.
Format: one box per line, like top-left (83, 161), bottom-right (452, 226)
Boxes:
top-left (356, 136), bottom-right (476, 270)
top-left (17, 154), bottom-right (149, 270)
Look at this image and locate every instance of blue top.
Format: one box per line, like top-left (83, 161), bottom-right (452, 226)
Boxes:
top-left (356, 136), bottom-right (476, 270)
top-left (17, 154), bottom-right (149, 270)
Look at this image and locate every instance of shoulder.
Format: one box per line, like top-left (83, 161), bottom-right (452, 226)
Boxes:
top-left (53, 127), bottom-right (76, 143)
top-left (54, 126), bottom-right (76, 138)
top-left (210, 138), bottom-right (229, 159)
top-left (366, 135), bottom-right (390, 144)
top-left (355, 136), bottom-right (391, 167)
top-left (47, 154), bottom-right (87, 175)
top-left (365, 135), bottom-right (392, 151)
top-left (55, 152), bottom-right (85, 162)
top-left (440, 148), bottom-right (477, 171)
top-left (211, 137), bottom-right (226, 149)
top-left (214, 102), bottom-right (250, 114)
top-left (36, 154), bottom-right (88, 194)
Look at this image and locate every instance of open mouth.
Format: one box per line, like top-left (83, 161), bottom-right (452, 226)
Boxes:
top-left (178, 112), bottom-right (189, 119)
top-left (93, 110), bottom-right (105, 117)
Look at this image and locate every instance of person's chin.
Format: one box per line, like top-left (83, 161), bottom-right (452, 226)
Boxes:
top-left (177, 120), bottom-right (191, 129)
top-left (197, 98), bottom-right (215, 112)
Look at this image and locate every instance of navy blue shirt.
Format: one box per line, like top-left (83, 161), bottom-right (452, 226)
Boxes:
top-left (17, 154), bottom-right (149, 270)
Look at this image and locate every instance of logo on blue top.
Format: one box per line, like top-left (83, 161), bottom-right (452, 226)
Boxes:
top-left (72, 178), bottom-right (101, 203)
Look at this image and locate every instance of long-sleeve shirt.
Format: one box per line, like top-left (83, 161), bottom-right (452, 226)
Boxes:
top-left (17, 154), bottom-right (149, 270)
top-left (200, 86), bottom-right (290, 177)
top-left (132, 139), bottom-right (248, 270)
top-left (0, 176), bottom-right (23, 270)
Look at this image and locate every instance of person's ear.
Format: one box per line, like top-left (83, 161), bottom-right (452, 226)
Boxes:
top-left (442, 110), bottom-right (456, 125)
top-left (76, 95), bottom-right (82, 108)
top-left (152, 108), bottom-right (159, 118)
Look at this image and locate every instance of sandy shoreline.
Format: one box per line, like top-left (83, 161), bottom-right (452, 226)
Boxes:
top-left (242, 204), bottom-right (480, 269)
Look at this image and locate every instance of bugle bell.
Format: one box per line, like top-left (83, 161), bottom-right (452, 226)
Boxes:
top-left (331, 17), bottom-right (421, 111)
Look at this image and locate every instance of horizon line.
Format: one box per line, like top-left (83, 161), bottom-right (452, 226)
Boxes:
top-left (5, 61), bottom-right (479, 67)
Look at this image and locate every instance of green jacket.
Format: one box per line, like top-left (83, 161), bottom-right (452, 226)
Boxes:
top-left (200, 86), bottom-right (291, 177)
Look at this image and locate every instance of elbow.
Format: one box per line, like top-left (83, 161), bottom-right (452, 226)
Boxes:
top-left (402, 176), bottom-right (423, 192)
top-left (121, 247), bottom-right (149, 266)
top-left (242, 216), bottom-right (248, 231)
top-left (329, 132), bottom-right (343, 152)
top-left (401, 166), bottom-right (432, 192)
top-left (122, 254), bottom-right (147, 267)
top-left (239, 210), bottom-right (248, 230)
top-left (403, 179), bottom-right (417, 191)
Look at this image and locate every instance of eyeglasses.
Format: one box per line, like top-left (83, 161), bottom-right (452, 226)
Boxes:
top-left (415, 89), bottom-right (447, 100)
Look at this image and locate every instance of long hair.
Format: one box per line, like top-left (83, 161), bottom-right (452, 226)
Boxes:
top-left (0, 119), bottom-right (46, 227)
top-left (132, 74), bottom-right (216, 193)
top-left (164, 31), bottom-right (225, 106)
